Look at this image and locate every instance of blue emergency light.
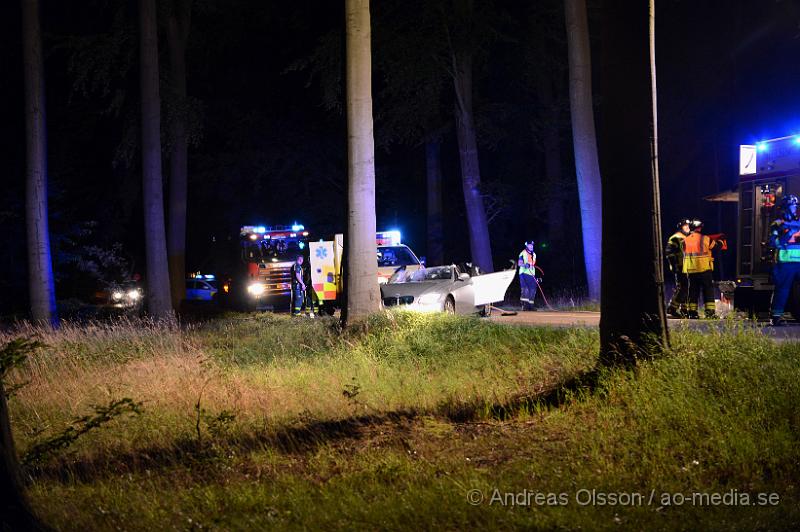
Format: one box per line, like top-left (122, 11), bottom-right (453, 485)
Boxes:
top-left (757, 142), bottom-right (768, 152)
top-left (376, 230), bottom-right (402, 246)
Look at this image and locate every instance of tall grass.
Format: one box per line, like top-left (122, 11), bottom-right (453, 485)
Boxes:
top-left (4, 315), bottom-right (798, 530)
top-left (4, 312), bottom-right (597, 463)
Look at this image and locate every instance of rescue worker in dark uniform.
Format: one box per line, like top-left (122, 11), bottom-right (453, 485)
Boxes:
top-left (769, 194), bottom-right (800, 326)
top-left (303, 259), bottom-right (320, 317)
top-left (290, 255), bottom-right (305, 316)
top-left (665, 219), bottom-right (692, 317)
top-left (517, 241), bottom-right (537, 311)
top-left (682, 220), bottom-right (717, 319)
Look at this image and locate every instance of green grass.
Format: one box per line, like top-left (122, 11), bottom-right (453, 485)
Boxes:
top-left (3, 314), bottom-right (799, 530)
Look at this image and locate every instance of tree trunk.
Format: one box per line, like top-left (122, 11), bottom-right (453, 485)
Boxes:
top-left (344, 0), bottom-right (380, 321)
top-left (22, 0), bottom-right (57, 327)
top-left (538, 73), bottom-right (565, 246)
top-left (452, 50), bottom-right (494, 273)
top-left (425, 139), bottom-right (444, 266)
top-left (167, 0), bottom-right (191, 310)
top-left (139, 0), bottom-right (172, 317)
top-left (1, 377), bottom-right (44, 529)
top-left (564, 0), bottom-right (602, 300)
top-left (597, 0), bottom-right (668, 367)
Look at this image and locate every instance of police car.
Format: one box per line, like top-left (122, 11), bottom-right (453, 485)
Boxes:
top-left (186, 274), bottom-right (218, 301)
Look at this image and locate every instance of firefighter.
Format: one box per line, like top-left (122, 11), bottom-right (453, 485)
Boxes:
top-left (665, 219), bottom-right (692, 317)
top-left (518, 241), bottom-right (537, 311)
top-left (769, 194), bottom-right (800, 326)
top-left (682, 219), bottom-right (717, 319)
top-left (303, 259), bottom-right (320, 317)
top-left (290, 254), bottom-right (305, 316)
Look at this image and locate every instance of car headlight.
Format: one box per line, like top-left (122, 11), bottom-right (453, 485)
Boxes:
top-left (417, 293), bottom-right (443, 305)
top-left (127, 289), bottom-right (141, 301)
top-left (112, 291), bottom-right (124, 301)
top-left (247, 283), bottom-right (266, 296)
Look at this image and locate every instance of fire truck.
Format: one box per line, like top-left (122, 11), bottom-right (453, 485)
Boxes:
top-left (734, 135), bottom-right (800, 317)
top-left (221, 224), bottom-right (311, 311)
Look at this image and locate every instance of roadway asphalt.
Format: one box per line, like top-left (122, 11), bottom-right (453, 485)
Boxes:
top-left (487, 309), bottom-right (800, 341)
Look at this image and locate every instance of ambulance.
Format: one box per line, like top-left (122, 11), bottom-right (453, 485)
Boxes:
top-left (308, 230), bottom-right (423, 313)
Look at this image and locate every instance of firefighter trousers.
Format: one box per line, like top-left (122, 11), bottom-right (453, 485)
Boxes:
top-left (292, 286), bottom-right (305, 316)
top-left (687, 270), bottom-right (715, 317)
top-left (520, 273), bottom-right (537, 310)
top-left (668, 272), bottom-right (688, 315)
top-left (770, 261), bottom-right (800, 317)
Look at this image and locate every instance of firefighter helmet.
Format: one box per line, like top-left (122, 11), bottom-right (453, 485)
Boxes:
top-left (690, 219), bottom-right (704, 231)
top-left (677, 218), bottom-right (692, 229)
top-left (781, 194), bottom-right (799, 208)
top-left (524, 240), bottom-right (535, 247)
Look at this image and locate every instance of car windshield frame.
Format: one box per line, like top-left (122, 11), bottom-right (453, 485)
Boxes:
top-left (390, 266), bottom-right (452, 283)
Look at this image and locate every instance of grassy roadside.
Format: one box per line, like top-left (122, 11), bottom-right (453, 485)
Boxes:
top-left (3, 314), bottom-right (799, 530)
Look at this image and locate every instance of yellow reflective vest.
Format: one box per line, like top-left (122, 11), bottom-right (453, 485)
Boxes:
top-left (682, 232), bottom-right (715, 274)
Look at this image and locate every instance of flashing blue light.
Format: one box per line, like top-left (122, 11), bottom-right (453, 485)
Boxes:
top-left (254, 226), bottom-right (266, 234)
top-left (291, 223), bottom-right (304, 232)
top-left (794, 136), bottom-right (800, 145)
top-left (376, 230), bottom-right (402, 246)
top-left (757, 143), bottom-right (768, 152)
top-left (299, 242), bottom-right (305, 249)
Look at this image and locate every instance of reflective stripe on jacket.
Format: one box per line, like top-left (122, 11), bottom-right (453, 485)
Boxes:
top-left (682, 232), bottom-right (715, 273)
top-left (518, 250), bottom-right (536, 276)
top-left (665, 231), bottom-right (686, 272)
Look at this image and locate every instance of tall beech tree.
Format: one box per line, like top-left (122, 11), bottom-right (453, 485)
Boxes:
top-left (139, 0), bottom-right (172, 316)
top-left (22, 0), bottom-right (57, 327)
top-left (344, 0), bottom-right (381, 320)
top-left (445, 0), bottom-right (494, 273)
top-left (565, 0), bottom-right (602, 300)
top-left (425, 139), bottom-right (445, 266)
top-left (166, 0), bottom-right (192, 310)
top-left (597, 0), bottom-right (668, 366)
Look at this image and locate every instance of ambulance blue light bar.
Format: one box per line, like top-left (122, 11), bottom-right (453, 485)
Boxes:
top-left (376, 230), bottom-right (402, 246)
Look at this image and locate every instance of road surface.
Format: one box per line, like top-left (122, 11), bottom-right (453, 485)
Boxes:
top-left (487, 309), bottom-right (800, 340)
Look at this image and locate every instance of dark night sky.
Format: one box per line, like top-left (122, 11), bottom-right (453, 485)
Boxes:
top-left (2, 0), bottom-right (800, 312)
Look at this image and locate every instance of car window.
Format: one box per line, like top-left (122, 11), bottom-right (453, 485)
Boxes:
top-left (186, 281), bottom-right (196, 290)
top-left (377, 246), bottom-right (419, 267)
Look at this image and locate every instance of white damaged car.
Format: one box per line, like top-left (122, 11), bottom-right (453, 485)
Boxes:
top-left (380, 264), bottom-right (515, 315)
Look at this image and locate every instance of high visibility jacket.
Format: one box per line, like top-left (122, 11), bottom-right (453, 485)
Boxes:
top-left (665, 231), bottom-right (686, 272)
top-left (682, 232), bottom-right (715, 274)
top-left (518, 250), bottom-right (536, 276)
top-left (770, 216), bottom-right (800, 263)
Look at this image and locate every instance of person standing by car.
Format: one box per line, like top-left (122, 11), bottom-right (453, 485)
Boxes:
top-left (769, 194), bottom-right (800, 326)
top-left (290, 255), bottom-right (305, 316)
top-left (665, 219), bottom-right (692, 317)
top-left (518, 241), bottom-right (537, 311)
top-left (682, 220), bottom-right (718, 319)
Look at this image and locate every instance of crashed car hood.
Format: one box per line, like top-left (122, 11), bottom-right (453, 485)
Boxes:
top-left (380, 280), bottom-right (449, 299)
